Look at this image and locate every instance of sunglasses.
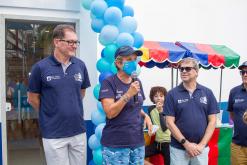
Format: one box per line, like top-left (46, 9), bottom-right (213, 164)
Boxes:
top-left (179, 67), bottom-right (195, 72)
top-left (240, 70), bottom-right (247, 76)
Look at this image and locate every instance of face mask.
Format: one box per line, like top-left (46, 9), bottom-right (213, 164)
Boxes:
top-left (122, 60), bottom-right (137, 76)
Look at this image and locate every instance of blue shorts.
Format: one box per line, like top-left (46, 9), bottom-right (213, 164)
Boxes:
top-left (102, 146), bottom-right (145, 165)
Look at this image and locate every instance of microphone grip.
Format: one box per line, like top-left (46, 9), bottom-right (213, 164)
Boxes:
top-left (132, 78), bottom-right (138, 103)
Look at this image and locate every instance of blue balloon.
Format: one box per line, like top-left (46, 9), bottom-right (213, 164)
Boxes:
top-left (88, 134), bottom-right (101, 150)
top-left (96, 58), bottom-right (111, 73)
top-left (105, 0), bottom-right (125, 9)
top-left (91, 109), bottom-right (106, 125)
top-left (97, 101), bottom-right (104, 113)
top-left (99, 71), bottom-right (113, 84)
top-left (91, 18), bottom-right (105, 33)
top-left (90, 0), bottom-right (108, 18)
top-left (81, 0), bottom-right (94, 10)
top-left (104, 44), bottom-right (117, 63)
top-left (110, 62), bottom-right (118, 74)
top-left (122, 5), bottom-right (134, 17)
top-left (90, 12), bottom-right (97, 19)
top-left (99, 25), bottom-right (119, 45)
top-left (95, 123), bottom-right (106, 139)
top-left (116, 33), bottom-right (134, 47)
top-left (93, 84), bottom-right (101, 99)
top-left (104, 7), bottom-right (122, 25)
top-left (93, 148), bottom-right (103, 165)
top-left (132, 32), bottom-right (144, 48)
top-left (101, 48), bottom-right (105, 58)
top-left (88, 160), bottom-right (96, 165)
top-left (118, 16), bottom-right (137, 33)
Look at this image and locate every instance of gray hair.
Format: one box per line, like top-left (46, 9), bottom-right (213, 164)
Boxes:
top-left (179, 57), bottom-right (199, 71)
top-left (52, 24), bottom-right (75, 39)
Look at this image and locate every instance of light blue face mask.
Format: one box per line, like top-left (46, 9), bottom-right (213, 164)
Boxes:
top-left (122, 60), bottom-right (137, 76)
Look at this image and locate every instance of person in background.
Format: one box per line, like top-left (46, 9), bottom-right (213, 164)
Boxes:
top-left (99, 46), bottom-right (153, 165)
top-left (28, 24), bottom-right (90, 165)
top-left (227, 61), bottom-right (247, 165)
top-left (164, 58), bottom-right (219, 165)
top-left (145, 86), bottom-right (171, 165)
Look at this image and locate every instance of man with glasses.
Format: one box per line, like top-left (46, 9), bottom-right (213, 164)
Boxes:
top-left (28, 24), bottom-right (90, 165)
top-left (164, 58), bottom-right (219, 165)
top-left (227, 61), bottom-right (247, 165)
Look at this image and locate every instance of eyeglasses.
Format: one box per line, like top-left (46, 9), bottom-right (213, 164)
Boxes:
top-left (179, 67), bottom-right (195, 72)
top-left (59, 39), bottom-right (80, 46)
top-left (240, 70), bottom-right (247, 76)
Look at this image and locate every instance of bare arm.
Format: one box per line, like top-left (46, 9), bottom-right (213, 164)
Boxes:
top-left (81, 89), bottom-right (86, 99)
top-left (27, 92), bottom-right (40, 111)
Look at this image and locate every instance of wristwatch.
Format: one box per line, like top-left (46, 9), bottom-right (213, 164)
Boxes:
top-left (180, 138), bottom-right (186, 144)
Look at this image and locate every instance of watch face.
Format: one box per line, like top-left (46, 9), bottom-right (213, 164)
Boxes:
top-left (181, 139), bottom-right (186, 144)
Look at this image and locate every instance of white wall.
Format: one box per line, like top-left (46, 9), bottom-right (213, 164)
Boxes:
top-left (124, 0), bottom-right (247, 105)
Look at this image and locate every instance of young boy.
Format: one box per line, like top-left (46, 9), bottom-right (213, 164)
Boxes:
top-left (145, 86), bottom-right (171, 165)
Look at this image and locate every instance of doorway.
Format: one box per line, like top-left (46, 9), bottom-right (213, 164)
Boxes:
top-left (5, 20), bottom-right (75, 165)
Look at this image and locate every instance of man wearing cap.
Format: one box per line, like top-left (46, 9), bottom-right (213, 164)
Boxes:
top-left (99, 46), bottom-right (153, 165)
top-left (164, 58), bottom-right (219, 165)
top-left (227, 61), bottom-right (247, 165)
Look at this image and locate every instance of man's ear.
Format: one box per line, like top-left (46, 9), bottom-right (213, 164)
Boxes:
top-left (53, 39), bottom-right (59, 47)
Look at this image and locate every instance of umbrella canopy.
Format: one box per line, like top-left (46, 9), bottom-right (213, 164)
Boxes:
top-left (139, 41), bottom-right (187, 68)
top-left (139, 41), bottom-right (240, 69)
top-left (175, 41), bottom-right (240, 69)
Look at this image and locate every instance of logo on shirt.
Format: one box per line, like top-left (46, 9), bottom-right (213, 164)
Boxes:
top-left (74, 73), bottom-right (82, 82)
top-left (116, 89), bottom-right (123, 99)
top-left (178, 99), bottom-right (189, 104)
top-left (46, 75), bottom-right (61, 81)
top-left (200, 96), bottom-right (208, 104)
top-left (235, 98), bottom-right (245, 103)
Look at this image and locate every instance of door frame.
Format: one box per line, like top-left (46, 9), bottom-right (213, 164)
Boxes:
top-left (0, 14), bottom-right (80, 165)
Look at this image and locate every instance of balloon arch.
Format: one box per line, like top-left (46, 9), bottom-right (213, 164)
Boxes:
top-left (82, 0), bottom-right (144, 164)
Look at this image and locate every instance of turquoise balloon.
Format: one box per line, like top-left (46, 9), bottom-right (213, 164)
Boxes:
top-left (93, 148), bottom-right (103, 165)
top-left (105, 0), bottom-right (125, 9)
top-left (122, 5), bottom-right (134, 17)
top-left (96, 58), bottom-right (111, 73)
top-left (110, 62), bottom-right (118, 74)
top-left (97, 101), bottom-right (104, 113)
top-left (93, 84), bottom-right (101, 99)
top-left (104, 44), bottom-right (117, 63)
top-left (82, 0), bottom-right (94, 10)
top-left (91, 18), bottom-right (105, 33)
top-left (104, 7), bottom-right (122, 25)
top-left (88, 134), bottom-right (101, 150)
top-left (91, 109), bottom-right (106, 125)
top-left (99, 25), bottom-right (119, 46)
top-left (118, 16), bottom-right (137, 33)
top-left (90, 0), bottom-right (108, 18)
top-left (95, 123), bottom-right (106, 139)
top-left (116, 33), bottom-right (134, 47)
top-left (132, 32), bottom-right (144, 48)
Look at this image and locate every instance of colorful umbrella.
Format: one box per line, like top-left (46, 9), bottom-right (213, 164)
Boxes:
top-left (175, 41), bottom-right (240, 69)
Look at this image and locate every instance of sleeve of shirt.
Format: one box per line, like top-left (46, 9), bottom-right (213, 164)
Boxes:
top-left (81, 64), bottom-right (91, 89)
top-left (163, 91), bottom-right (176, 116)
top-left (227, 89), bottom-right (234, 112)
top-left (28, 64), bottom-right (41, 94)
top-left (207, 89), bottom-right (220, 114)
top-left (98, 79), bottom-right (115, 101)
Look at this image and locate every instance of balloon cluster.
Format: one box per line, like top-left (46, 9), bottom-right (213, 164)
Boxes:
top-left (82, 0), bottom-right (144, 164)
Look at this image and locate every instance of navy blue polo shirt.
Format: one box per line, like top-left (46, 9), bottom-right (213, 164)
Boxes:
top-left (28, 55), bottom-right (91, 138)
top-left (164, 83), bottom-right (219, 150)
top-left (98, 74), bottom-right (145, 148)
top-left (227, 84), bottom-right (247, 146)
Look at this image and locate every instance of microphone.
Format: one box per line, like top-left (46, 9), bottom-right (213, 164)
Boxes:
top-left (131, 71), bottom-right (138, 103)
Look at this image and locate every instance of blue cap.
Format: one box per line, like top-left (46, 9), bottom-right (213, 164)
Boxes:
top-left (114, 46), bottom-right (143, 59)
top-left (238, 61), bottom-right (247, 70)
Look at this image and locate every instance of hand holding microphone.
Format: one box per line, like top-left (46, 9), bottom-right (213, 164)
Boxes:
top-left (126, 71), bottom-right (140, 103)
top-left (131, 71), bottom-right (139, 103)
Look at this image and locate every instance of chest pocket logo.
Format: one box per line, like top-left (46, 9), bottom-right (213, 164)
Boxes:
top-left (235, 98), bottom-right (245, 104)
top-left (200, 96), bottom-right (208, 104)
top-left (74, 73), bottom-right (82, 82)
top-left (178, 99), bottom-right (189, 104)
top-left (46, 75), bottom-right (61, 82)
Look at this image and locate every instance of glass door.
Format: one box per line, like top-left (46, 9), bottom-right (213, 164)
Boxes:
top-left (5, 20), bottom-right (74, 165)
